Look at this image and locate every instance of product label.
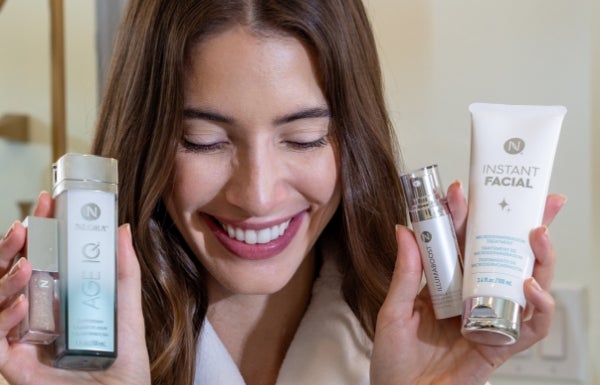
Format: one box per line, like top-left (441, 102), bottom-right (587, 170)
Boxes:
top-left (64, 190), bottom-right (116, 352)
top-left (464, 129), bottom-right (555, 307)
top-left (467, 233), bottom-right (532, 306)
top-left (413, 215), bottom-right (463, 319)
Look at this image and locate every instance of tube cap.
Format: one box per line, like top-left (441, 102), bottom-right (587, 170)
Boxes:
top-left (52, 153), bottom-right (118, 196)
top-left (21, 216), bottom-right (58, 273)
top-left (400, 164), bottom-right (444, 209)
top-left (461, 296), bottom-right (521, 345)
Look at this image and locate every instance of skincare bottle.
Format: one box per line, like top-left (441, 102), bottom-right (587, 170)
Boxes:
top-left (400, 165), bottom-right (463, 319)
top-left (8, 216), bottom-right (59, 344)
top-left (52, 153), bottom-right (118, 370)
top-left (461, 103), bottom-right (565, 345)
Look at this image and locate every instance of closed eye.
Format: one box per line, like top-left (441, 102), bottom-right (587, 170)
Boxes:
top-left (285, 136), bottom-right (329, 151)
top-left (181, 138), bottom-right (228, 153)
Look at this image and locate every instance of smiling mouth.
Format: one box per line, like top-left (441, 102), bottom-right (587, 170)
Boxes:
top-left (219, 219), bottom-right (291, 245)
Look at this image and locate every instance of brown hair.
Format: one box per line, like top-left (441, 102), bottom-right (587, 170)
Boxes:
top-left (92, 0), bottom-right (406, 384)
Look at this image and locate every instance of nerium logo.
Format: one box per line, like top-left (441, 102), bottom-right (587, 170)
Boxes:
top-left (81, 203), bottom-right (101, 221)
top-left (420, 231), bottom-right (433, 243)
top-left (504, 137), bottom-right (525, 155)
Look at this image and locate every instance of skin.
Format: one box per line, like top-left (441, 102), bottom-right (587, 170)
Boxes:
top-left (0, 193), bottom-right (150, 385)
top-left (0, 25), bottom-right (564, 385)
top-left (164, 26), bottom-right (341, 384)
top-left (0, 190), bottom-right (564, 385)
top-left (370, 183), bottom-right (565, 385)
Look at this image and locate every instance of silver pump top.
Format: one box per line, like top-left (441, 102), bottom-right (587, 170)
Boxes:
top-left (21, 216), bottom-right (58, 273)
top-left (52, 153), bottom-right (118, 197)
top-left (400, 164), bottom-right (445, 209)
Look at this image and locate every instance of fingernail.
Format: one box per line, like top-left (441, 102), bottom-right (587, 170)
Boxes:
top-left (125, 223), bottom-right (132, 236)
top-left (394, 224), bottom-right (403, 242)
top-left (2, 222), bottom-right (16, 241)
top-left (529, 277), bottom-right (542, 292)
top-left (452, 180), bottom-right (463, 190)
top-left (10, 294), bottom-right (25, 309)
top-left (558, 194), bottom-right (568, 205)
top-left (8, 258), bottom-right (23, 277)
top-left (522, 306), bottom-right (534, 322)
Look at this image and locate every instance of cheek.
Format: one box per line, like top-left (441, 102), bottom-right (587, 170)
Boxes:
top-left (296, 148), bottom-right (340, 205)
top-left (167, 155), bottom-right (228, 214)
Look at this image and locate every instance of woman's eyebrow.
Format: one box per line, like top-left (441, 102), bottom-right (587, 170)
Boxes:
top-left (182, 106), bottom-right (331, 125)
top-left (275, 107), bottom-right (331, 125)
top-left (183, 108), bottom-right (233, 124)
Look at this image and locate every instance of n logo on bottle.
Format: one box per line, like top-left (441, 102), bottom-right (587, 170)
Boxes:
top-left (504, 138), bottom-right (525, 155)
top-left (81, 203), bottom-right (102, 221)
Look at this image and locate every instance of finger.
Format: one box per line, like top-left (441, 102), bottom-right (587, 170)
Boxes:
top-left (0, 294), bottom-right (29, 340)
top-left (542, 194), bottom-right (566, 227)
top-left (115, 224), bottom-right (147, 365)
top-left (0, 258), bottom-right (32, 307)
top-left (529, 226), bottom-right (555, 290)
top-left (446, 181), bottom-right (468, 252)
top-left (117, 223), bottom-right (143, 329)
top-left (31, 191), bottom-right (54, 219)
top-left (0, 222), bottom-right (26, 273)
top-left (523, 226), bottom-right (555, 321)
top-left (379, 225), bottom-right (423, 324)
top-left (519, 277), bottom-right (555, 344)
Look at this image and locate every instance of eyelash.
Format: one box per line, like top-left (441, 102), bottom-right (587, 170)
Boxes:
top-left (180, 139), bottom-right (227, 153)
top-left (180, 136), bottom-right (330, 153)
top-left (285, 136), bottom-right (329, 150)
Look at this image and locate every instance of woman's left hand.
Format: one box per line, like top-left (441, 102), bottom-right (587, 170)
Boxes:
top-left (370, 181), bottom-right (566, 385)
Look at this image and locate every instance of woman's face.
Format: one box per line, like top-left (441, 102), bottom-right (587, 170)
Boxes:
top-left (165, 26), bottom-right (341, 296)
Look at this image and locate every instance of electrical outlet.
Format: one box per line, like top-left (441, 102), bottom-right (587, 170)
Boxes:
top-left (494, 284), bottom-right (588, 383)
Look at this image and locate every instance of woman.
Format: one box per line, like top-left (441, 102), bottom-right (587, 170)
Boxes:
top-left (0, 0), bottom-right (563, 384)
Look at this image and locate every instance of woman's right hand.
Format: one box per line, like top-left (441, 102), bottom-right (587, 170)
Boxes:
top-left (0, 192), bottom-right (151, 385)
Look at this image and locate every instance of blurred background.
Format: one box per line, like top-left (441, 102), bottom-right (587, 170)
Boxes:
top-left (0, 1), bottom-right (597, 384)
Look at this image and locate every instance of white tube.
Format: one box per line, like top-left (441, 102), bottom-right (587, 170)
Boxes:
top-left (461, 103), bottom-right (565, 345)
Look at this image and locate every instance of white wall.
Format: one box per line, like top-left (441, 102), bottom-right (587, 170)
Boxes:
top-left (0, 0), bottom-right (97, 225)
top-left (365, 0), bottom-right (597, 384)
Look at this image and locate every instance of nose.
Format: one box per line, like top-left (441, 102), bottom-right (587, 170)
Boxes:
top-left (224, 145), bottom-right (286, 217)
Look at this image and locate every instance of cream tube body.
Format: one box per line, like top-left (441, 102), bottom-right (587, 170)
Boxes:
top-left (461, 103), bottom-right (565, 345)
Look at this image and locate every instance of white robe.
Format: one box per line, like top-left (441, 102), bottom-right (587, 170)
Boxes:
top-left (194, 257), bottom-right (371, 385)
top-left (194, 258), bottom-right (492, 385)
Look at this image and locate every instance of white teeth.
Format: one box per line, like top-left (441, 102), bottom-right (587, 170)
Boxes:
top-left (235, 228), bottom-right (244, 241)
top-left (257, 228), bottom-right (271, 244)
top-left (222, 219), bottom-right (291, 245)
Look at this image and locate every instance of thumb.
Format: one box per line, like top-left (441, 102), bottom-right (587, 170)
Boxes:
top-left (379, 225), bottom-right (423, 324)
top-left (116, 224), bottom-right (147, 359)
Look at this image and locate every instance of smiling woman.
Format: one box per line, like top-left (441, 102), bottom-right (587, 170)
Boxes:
top-left (90, 1), bottom-right (409, 382)
top-left (166, 28), bottom-right (342, 311)
top-left (0, 1), bottom-right (564, 385)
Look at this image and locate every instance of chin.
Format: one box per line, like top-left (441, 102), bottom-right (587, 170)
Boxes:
top-left (224, 275), bottom-right (293, 296)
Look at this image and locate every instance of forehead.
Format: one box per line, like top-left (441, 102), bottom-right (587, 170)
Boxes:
top-left (183, 25), bottom-right (327, 117)
top-left (186, 26), bottom-right (319, 89)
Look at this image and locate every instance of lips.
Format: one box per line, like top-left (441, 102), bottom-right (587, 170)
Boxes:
top-left (204, 212), bottom-right (305, 260)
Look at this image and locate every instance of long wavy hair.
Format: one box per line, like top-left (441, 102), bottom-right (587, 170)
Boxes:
top-left (92, 0), bottom-right (407, 383)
